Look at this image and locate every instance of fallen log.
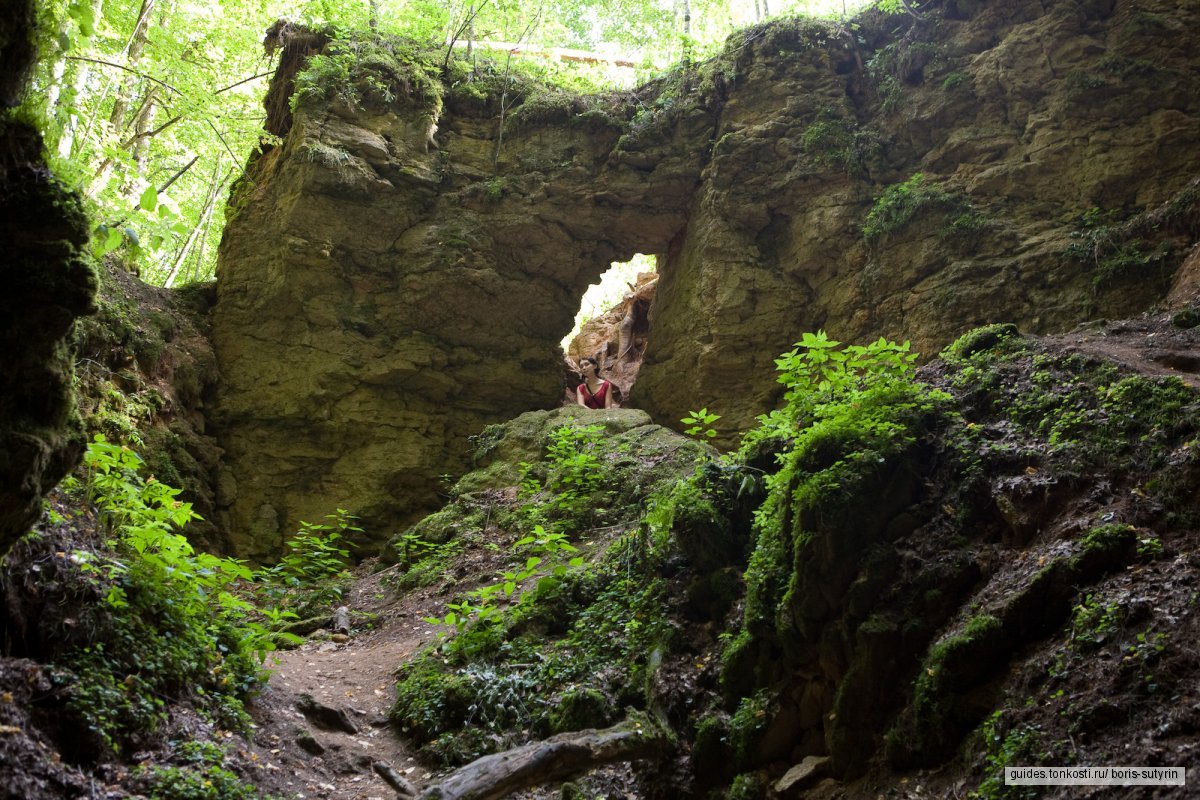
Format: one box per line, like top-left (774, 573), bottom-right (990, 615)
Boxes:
top-left (279, 614), bottom-right (329, 637)
top-left (374, 760), bottom-right (417, 797)
top-left (417, 714), bottom-right (671, 800)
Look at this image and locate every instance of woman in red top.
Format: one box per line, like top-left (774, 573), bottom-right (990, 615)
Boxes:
top-left (576, 357), bottom-right (612, 409)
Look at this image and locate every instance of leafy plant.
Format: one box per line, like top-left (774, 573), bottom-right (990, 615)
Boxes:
top-left (1137, 535), bottom-right (1164, 559)
top-left (972, 710), bottom-right (1043, 799)
top-left (942, 71), bottom-right (969, 90)
top-left (520, 422), bottom-right (608, 528)
top-left (733, 332), bottom-right (946, 668)
top-left (82, 435), bottom-right (262, 637)
top-left (863, 173), bottom-right (976, 241)
top-left (63, 436), bottom-right (278, 754)
top-left (424, 598), bottom-right (500, 637)
top-left (681, 408), bottom-right (722, 439)
top-left (255, 510), bottom-right (357, 617)
top-left (424, 524), bottom-right (586, 639)
top-left (134, 763), bottom-right (265, 800)
top-left (395, 529), bottom-right (439, 567)
top-left (390, 536), bottom-right (464, 591)
top-left (1069, 594), bottom-right (1122, 651)
top-left (1126, 629), bottom-right (1168, 693)
top-left (747, 330), bottom-right (919, 446)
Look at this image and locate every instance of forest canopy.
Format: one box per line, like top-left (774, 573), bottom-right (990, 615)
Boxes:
top-left (24, 0), bottom-right (895, 285)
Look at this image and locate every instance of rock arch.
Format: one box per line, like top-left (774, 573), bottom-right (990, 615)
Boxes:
top-left (212, 1), bottom-right (1200, 557)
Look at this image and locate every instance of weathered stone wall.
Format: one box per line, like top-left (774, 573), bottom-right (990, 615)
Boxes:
top-left (212, 57), bottom-right (705, 557)
top-left (212, 0), bottom-right (1200, 557)
top-left (638, 0), bottom-right (1200, 433)
top-left (0, 0), bottom-right (98, 556)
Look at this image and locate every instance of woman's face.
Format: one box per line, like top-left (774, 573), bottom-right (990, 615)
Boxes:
top-left (581, 360), bottom-right (597, 376)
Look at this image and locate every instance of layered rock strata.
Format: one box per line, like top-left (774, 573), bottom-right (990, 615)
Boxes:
top-left (213, 0), bottom-right (1200, 556)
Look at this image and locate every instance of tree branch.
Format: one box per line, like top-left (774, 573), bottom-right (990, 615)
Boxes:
top-left (215, 71), bottom-right (274, 95)
top-left (491, 10), bottom-right (542, 168)
top-left (120, 114), bottom-right (182, 150)
top-left (417, 715), bottom-right (672, 800)
top-left (443, 0), bottom-right (492, 73)
top-left (206, 120), bottom-right (248, 180)
top-left (160, 154), bottom-right (200, 194)
top-left (65, 56), bottom-right (183, 96)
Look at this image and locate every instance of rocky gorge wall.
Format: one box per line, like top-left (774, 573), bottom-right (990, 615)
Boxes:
top-left (212, 0), bottom-right (1200, 557)
top-left (0, 0), bottom-right (98, 557)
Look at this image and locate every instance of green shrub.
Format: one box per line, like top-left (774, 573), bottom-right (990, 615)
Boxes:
top-left (971, 710), bottom-right (1043, 800)
top-left (726, 771), bottom-right (768, 800)
top-left (863, 173), bottom-right (976, 241)
top-left (134, 764), bottom-right (264, 800)
top-left (60, 437), bottom-right (301, 754)
top-left (548, 686), bottom-right (613, 732)
top-left (728, 689), bottom-right (775, 768)
top-left (256, 509), bottom-right (356, 617)
top-left (942, 71), bottom-right (969, 90)
top-left (291, 35), bottom-right (443, 116)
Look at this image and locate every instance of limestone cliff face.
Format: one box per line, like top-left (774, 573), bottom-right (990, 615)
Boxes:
top-left (213, 0), bottom-right (1200, 556)
top-left (212, 34), bottom-right (708, 557)
top-left (0, 0), bottom-right (98, 556)
top-left (639, 0), bottom-right (1200, 435)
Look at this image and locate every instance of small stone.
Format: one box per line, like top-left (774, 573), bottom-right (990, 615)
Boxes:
top-left (332, 633), bottom-right (350, 643)
top-left (775, 755), bottom-right (831, 796)
top-left (297, 693), bottom-right (360, 734)
top-left (295, 730), bottom-right (325, 756)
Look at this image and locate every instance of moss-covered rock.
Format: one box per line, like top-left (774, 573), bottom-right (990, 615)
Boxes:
top-left (548, 686), bottom-right (614, 733)
top-left (0, 36), bottom-right (98, 554)
top-left (71, 264), bottom-right (223, 549)
top-left (215, 0), bottom-right (1200, 557)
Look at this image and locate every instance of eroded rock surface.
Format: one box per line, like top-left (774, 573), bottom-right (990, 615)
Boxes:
top-left (0, 0), bottom-right (97, 556)
top-left (213, 0), bottom-right (1200, 556)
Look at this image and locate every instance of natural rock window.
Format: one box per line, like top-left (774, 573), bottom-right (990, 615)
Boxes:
top-left (562, 254), bottom-right (658, 408)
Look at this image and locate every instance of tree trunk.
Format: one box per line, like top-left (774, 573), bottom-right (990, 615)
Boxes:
top-left (416, 716), bottom-right (671, 800)
top-left (128, 86), bottom-right (159, 179)
top-left (55, 0), bottom-right (106, 158)
top-left (680, 0), bottom-right (692, 63)
top-left (163, 155), bottom-right (222, 287)
top-left (187, 168), bottom-right (230, 283)
top-left (467, 5), bottom-right (475, 63)
top-left (107, 0), bottom-right (157, 131)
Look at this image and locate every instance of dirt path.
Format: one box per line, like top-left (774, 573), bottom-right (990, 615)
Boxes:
top-left (246, 568), bottom-right (445, 799)
top-left (1044, 313), bottom-right (1200, 388)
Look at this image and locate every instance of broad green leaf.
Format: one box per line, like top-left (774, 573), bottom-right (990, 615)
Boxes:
top-left (95, 226), bottom-right (124, 256)
top-left (69, 1), bottom-right (96, 37)
top-left (139, 185), bottom-right (158, 212)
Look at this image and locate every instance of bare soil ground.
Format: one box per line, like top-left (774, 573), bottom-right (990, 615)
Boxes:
top-left (244, 568), bottom-right (443, 799)
top-left (1043, 313), bottom-right (1200, 389)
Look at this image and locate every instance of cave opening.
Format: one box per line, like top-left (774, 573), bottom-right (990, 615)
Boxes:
top-left (561, 254), bottom-right (659, 408)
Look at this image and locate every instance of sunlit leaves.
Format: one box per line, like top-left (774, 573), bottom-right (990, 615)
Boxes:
top-left (138, 184), bottom-right (158, 212)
